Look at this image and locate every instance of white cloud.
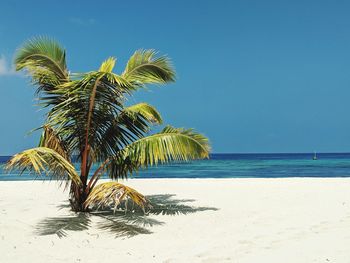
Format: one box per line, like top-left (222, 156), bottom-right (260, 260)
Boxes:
top-left (69, 17), bottom-right (96, 26)
top-left (0, 55), bottom-right (17, 76)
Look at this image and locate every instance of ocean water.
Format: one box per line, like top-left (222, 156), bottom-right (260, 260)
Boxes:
top-left (1, 153), bottom-right (350, 180)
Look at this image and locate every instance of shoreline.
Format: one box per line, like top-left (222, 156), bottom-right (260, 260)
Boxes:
top-left (2, 176), bottom-right (350, 182)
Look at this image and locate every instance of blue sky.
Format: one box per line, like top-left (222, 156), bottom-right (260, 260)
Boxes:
top-left (1, 0), bottom-right (350, 154)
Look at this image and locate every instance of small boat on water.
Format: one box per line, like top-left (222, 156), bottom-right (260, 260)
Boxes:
top-left (313, 151), bottom-right (317, 160)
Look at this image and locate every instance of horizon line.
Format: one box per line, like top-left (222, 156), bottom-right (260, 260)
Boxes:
top-left (1, 152), bottom-right (350, 157)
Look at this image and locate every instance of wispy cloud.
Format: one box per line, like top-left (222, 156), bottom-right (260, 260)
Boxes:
top-left (0, 55), bottom-right (17, 76)
top-left (69, 17), bottom-right (96, 26)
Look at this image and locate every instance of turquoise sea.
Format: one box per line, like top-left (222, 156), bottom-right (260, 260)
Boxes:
top-left (1, 153), bottom-right (350, 180)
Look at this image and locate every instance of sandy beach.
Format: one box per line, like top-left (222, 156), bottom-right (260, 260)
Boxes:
top-left (1, 178), bottom-right (350, 263)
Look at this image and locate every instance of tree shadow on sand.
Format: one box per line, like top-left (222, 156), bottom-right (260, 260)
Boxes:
top-left (35, 194), bottom-right (218, 238)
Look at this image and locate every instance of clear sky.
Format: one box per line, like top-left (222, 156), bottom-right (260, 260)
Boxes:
top-left (1, 0), bottom-right (350, 154)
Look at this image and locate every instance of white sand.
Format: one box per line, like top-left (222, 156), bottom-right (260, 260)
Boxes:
top-left (1, 178), bottom-right (350, 263)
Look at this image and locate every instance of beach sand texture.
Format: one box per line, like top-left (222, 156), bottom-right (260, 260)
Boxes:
top-left (1, 178), bottom-right (350, 262)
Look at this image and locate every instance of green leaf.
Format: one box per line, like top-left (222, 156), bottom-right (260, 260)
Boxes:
top-left (122, 102), bottom-right (162, 124)
top-left (122, 49), bottom-right (175, 87)
top-left (106, 126), bottom-right (210, 179)
top-left (15, 37), bottom-right (68, 82)
top-left (99, 57), bottom-right (116, 73)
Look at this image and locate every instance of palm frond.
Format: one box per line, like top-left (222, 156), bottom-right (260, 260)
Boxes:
top-left (15, 37), bottom-right (68, 83)
top-left (92, 101), bottom-right (162, 162)
top-left (122, 102), bottom-right (162, 124)
top-left (122, 49), bottom-right (175, 87)
top-left (39, 125), bottom-right (70, 160)
top-left (44, 71), bottom-right (133, 161)
top-left (99, 57), bottom-right (116, 73)
top-left (106, 126), bottom-right (210, 179)
top-left (5, 147), bottom-right (80, 184)
top-left (84, 182), bottom-right (149, 211)
top-left (124, 125), bottom-right (210, 164)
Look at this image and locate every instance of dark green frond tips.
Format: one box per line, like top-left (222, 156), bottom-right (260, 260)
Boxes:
top-left (15, 37), bottom-right (68, 80)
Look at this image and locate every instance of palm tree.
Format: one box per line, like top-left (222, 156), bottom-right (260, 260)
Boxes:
top-left (6, 37), bottom-right (210, 212)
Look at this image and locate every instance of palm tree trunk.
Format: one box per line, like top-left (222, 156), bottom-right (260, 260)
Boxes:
top-left (72, 146), bottom-right (91, 212)
top-left (69, 182), bottom-right (89, 212)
